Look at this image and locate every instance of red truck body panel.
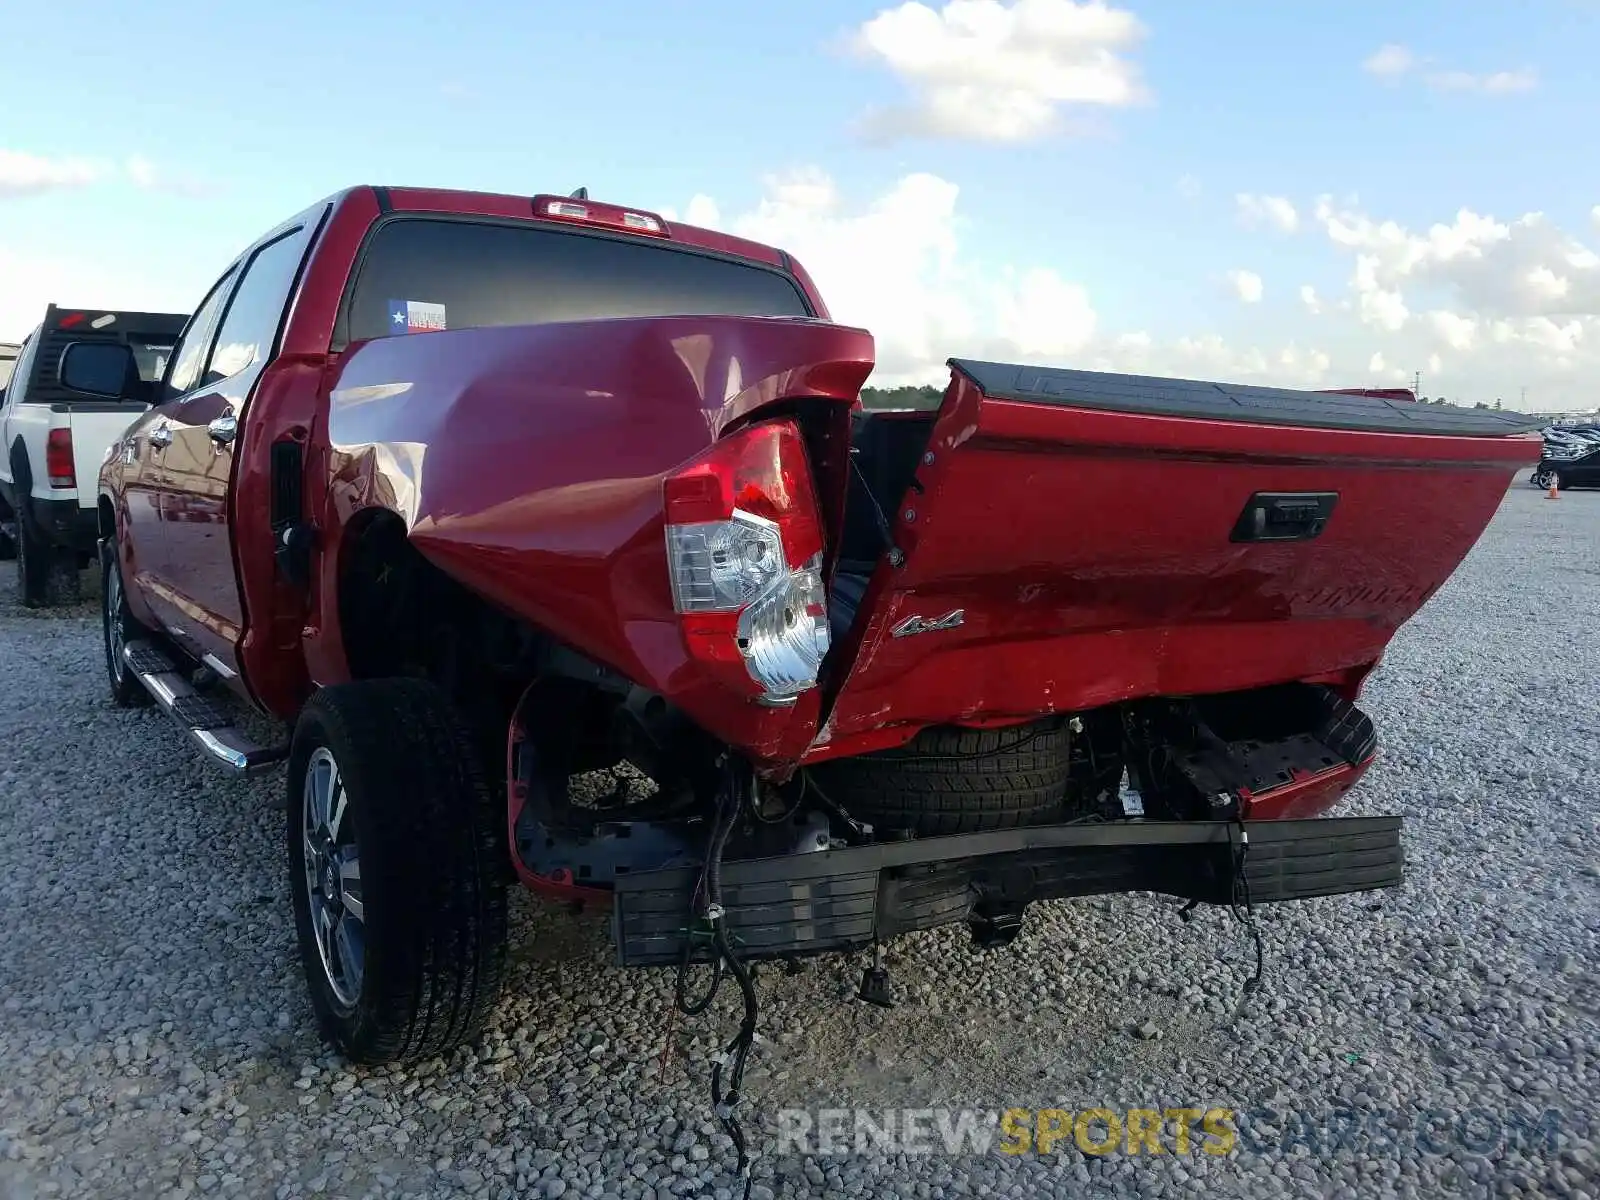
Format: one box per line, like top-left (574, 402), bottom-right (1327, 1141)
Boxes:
top-left (99, 182), bottom-right (1540, 789)
top-left (221, 186), bottom-right (838, 719)
top-left (809, 374), bottom-right (1537, 762)
top-left (313, 314), bottom-right (871, 764)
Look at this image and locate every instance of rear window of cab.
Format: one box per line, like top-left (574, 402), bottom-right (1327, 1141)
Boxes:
top-left (345, 218), bottom-right (812, 343)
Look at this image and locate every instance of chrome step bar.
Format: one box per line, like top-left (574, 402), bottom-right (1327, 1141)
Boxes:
top-left (123, 640), bottom-right (287, 774)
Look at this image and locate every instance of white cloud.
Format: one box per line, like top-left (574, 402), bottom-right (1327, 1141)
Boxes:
top-left (665, 170), bottom-right (1355, 389)
top-left (0, 243), bottom-right (202, 342)
top-left (0, 149), bottom-right (208, 200)
top-left (125, 155), bottom-right (158, 189)
top-left (1428, 310), bottom-right (1478, 350)
top-left (1427, 68), bottom-right (1538, 95)
top-left (0, 149), bottom-right (102, 197)
top-left (1236, 193), bottom-right (1298, 233)
top-left (665, 170), bottom-right (1600, 407)
top-left (848, 0), bottom-right (1149, 142)
top-left (667, 168), bottom-right (1094, 382)
top-left (1226, 269), bottom-right (1264, 303)
top-left (1362, 44), bottom-right (1413, 79)
top-left (1360, 43), bottom-right (1537, 95)
top-left (1314, 196), bottom-right (1600, 318)
top-left (121, 155), bottom-right (215, 198)
top-left (1352, 254), bottom-right (1409, 331)
top-left (1305, 194), bottom-right (1600, 404)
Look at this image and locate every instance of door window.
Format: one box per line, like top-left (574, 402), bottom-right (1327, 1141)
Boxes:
top-left (204, 227), bottom-right (311, 385)
top-left (163, 272), bottom-right (238, 402)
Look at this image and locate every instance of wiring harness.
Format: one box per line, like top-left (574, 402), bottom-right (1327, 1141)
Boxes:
top-left (673, 757), bottom-right (761, 1199)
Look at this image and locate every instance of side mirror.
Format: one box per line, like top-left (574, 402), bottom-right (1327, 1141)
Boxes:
top-left (59, 341), bottom-right (140, 401)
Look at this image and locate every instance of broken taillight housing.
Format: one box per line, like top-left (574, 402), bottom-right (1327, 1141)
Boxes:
top-left (664, 421), bottom-right (830, 705)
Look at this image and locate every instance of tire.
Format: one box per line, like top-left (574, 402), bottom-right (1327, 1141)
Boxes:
top-left (0, 512), bottom-right (15, 562)
top-left (287, 678), bottom-right (509, 1064)
top-left (809, 720), bottom-right (1071, 836)
top-left (15, 511), bottom-right (81, 608)
top-left (101, 543), bottom-right (152, 707)
top-left (1532, 467), bottom-right (1563, 491)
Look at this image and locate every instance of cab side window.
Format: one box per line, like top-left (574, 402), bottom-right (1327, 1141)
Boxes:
top-left (203, 227), bottom-right (311, 387)
top-left (163, 271), bottom-right (238, 403)
top-left (6, 331), bottom-right (40, 404)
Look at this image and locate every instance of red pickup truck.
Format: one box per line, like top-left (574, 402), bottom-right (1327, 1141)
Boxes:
top-left (76, 186), bottom-right (1539, 1111)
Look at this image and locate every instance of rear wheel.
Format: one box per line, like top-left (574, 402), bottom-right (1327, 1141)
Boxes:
top-left (15, 512), bottom-right (81, 608)
top-left (287, 678), bottom-right (509, 1064)
top-left (1532, 466), bottom-right (1563, 490)
top-left (808, 720), bottom-right (1072, 836)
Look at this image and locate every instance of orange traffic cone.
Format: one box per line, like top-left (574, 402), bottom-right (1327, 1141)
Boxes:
top-left (1546, 481), bottom-right (1560, 499)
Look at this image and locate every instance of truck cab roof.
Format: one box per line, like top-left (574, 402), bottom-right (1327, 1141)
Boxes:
top-left (364, 185), bottom-right (795, 274)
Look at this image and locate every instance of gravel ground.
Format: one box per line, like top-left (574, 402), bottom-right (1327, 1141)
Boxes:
top-left (2, 475), bottom-right (1597, 1200)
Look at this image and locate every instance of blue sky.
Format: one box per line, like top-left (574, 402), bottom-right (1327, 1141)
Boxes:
top-left (3, 0), bottom-right (1598, 409)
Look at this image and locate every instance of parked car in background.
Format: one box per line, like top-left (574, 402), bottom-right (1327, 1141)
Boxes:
top-left (1534, 425), bottom-right (1600, 490)
top-left (0, 305), bottom-right (187, 599)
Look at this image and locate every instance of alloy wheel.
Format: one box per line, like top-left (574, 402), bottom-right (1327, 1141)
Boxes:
top-left (105, 564), bottom-right (127, 682)
top-left (301, 747), bottom-right (367, 1011)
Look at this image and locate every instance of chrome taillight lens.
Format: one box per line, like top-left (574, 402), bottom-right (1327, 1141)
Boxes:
top-left (663, 423), bottom-right (830, 704)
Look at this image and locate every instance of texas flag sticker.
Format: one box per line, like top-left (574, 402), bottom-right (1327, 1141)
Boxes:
top-left (386, 299), bottom-right (447, 334)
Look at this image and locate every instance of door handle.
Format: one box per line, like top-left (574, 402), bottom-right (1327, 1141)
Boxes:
top-left (148, 423), bottom-right (172, 449)
top-left (207, 414), bottom-right (237, 446)
top-left (1229, 492), bottom-right (1339, 543)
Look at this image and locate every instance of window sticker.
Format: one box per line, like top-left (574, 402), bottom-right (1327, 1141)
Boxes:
top-left (385, 299), bottom-right (447, 334)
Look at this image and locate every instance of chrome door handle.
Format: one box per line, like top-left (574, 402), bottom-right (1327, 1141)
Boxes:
top-left (207, 414), bottom-right (237, 445)
top-left (148, 423), bottom-right (172, 449)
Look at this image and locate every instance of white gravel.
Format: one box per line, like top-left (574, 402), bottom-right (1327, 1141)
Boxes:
top-left (2, 474), bottom-right (1597, 1199)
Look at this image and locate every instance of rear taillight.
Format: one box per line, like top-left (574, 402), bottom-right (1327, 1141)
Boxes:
top-left (45, 429), bottom-right (76, 489)
top-left (664, 421), bottom-right (830, 705)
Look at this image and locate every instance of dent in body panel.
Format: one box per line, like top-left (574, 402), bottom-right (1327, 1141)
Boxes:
top-left (314, 313), bottom-right (873, 767)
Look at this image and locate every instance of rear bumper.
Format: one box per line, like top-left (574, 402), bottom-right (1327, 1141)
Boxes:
top-left (612, 815), bottom-right (1402, 967)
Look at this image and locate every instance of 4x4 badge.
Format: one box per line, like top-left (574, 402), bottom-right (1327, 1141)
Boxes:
top-left (890, 609), bottom-right (966, 638)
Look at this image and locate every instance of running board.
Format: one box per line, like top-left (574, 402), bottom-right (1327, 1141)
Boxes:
top-left (123, 640), bottom-right (287, 774)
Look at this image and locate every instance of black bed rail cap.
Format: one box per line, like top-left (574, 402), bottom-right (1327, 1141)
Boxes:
top-left (948, 358), bottom-right (1547, 438)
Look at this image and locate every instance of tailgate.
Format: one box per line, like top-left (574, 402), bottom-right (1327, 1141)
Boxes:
top-left (65, 406), bottom-right (147, 502)
top-left (811, 360), bottom-right (1542, 757)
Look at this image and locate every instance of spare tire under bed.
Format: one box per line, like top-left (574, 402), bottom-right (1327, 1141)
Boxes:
top-left (806, 719), bottom-right (1072, 836)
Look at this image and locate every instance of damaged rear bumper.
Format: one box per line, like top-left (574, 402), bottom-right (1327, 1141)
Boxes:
top-left (612, 815), bottom-right (1402, 967)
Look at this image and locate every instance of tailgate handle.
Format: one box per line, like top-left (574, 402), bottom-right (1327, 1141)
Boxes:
top-left (1230, 492), bottom-right (1338, 543)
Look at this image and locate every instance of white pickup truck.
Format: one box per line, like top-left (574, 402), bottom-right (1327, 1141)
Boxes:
top-left (0, 305), bottom-right (187, 606)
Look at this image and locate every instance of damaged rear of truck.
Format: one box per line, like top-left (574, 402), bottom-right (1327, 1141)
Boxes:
top-left (87, 186), bottom-right (1542, 1175)
top-left (329, 324), bottom-right (1537, 963)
